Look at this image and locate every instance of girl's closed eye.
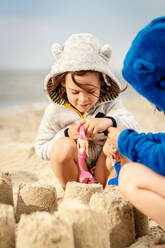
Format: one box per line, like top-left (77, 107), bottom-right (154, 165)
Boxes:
top-left (71, 90), bottom-right (96, 95)
top-left (71, 90), bottom-right (79, 95)
top-left (87, 90), bottom-right (96, 94)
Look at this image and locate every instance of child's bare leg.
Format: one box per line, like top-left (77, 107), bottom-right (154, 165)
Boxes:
top-left (51, 137), bottom-right (79, 189)
top-left (120, 155), bottom-right (130, 166)
top-left (95, 151), bottom-right (114, 187)
top-left (119, 162), bottom-right (165, 226)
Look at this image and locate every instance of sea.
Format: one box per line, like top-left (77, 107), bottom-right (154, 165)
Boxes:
top-left (0, 70), bottom-right (139, 115)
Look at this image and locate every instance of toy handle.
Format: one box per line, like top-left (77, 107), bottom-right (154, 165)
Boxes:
top-left (79, 125), bottom-right (86, 140)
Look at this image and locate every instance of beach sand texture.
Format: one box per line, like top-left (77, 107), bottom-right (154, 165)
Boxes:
top-left (0, 96), bottom-right (165, 247)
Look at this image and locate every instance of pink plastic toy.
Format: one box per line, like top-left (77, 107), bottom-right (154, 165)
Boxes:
top-left (78, 125), bottom-right (96, 184)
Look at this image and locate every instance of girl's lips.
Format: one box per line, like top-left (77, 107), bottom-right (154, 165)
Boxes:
top-left (79, 104), bottom-right (89, 108)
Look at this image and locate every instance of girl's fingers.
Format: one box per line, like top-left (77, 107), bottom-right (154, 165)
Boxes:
top-left (83, 122), bottom-right (89, 131)
top-left (77, 120), bottom-right (86, 131)
top-left (76, 139), bottom-right (80, 150)
top-left (93, 127), bottom-right (98, 136)
top-left (86, 125), bottom-right (95, 136)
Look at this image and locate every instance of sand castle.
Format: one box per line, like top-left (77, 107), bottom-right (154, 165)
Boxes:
top-left (0, 172), bottom-right (164, 248)
top-left (58, 199), bottom-right (110, 248)
top-left (15, 183), bottom-right (57, 222)
top-left (17, 211), bottom-right (74, 248)
top-left (0, 204), bottom-right (15, 248)
top-left (63, 181), bottom-right (103, 204)
top-left (0, 172), bottom-right (14, 206)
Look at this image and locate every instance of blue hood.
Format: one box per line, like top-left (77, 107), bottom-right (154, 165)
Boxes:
top-left (122, 16), bottom-right (165, 111)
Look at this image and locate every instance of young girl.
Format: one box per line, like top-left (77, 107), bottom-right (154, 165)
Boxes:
top-left (106, 17), bottom-right (165, 230)
top-left (35, 33), bottom-right (139, 189)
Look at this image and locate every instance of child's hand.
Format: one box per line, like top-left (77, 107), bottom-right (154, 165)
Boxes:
top-left (108, 126), bottom-right (126, 147)
top-left (77, 118), bottom-right (113, 139)
top-left (68, 124), bottom-right (79, 140)
top-left (103, 138), bottom-right (118, 158)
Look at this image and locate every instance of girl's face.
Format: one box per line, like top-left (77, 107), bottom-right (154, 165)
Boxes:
top-left (62, 72), bottom-right (101, 113)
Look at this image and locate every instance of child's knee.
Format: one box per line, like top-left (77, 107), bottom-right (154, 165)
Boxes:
top-left (51, 137), bottom-right (77, 162)
top-left (119, 162), bottom-right (138, 195)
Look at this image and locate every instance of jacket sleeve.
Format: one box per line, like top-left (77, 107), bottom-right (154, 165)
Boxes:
top-left (35, 106), bottom-right (68, 160)
top-left (105, 98), bottom-right (140, 131)
top-left (118, 129), bottom-right (165, 176)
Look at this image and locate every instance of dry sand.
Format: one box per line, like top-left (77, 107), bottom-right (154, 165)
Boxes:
top-left (0, 96), bottom-right (165, 246)
top-left (0, 96), bottom-right (164, 200)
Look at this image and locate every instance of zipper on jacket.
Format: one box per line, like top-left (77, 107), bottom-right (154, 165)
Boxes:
top-left (65, 102), bottom-right (86, 119)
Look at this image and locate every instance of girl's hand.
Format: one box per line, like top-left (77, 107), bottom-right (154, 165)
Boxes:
top-left (77, 118), bottom-right (113, 139)
top-left (68, 124), bottom-right (79, 140)
top-left (107, 126), bottom-right (126, 147)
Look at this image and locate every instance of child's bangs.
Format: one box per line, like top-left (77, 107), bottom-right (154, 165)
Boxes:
top-left (46, 71), bottom-right (124, 105)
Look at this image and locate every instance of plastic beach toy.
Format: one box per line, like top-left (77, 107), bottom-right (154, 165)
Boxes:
top-left (108, 154), bottom-right (121, 186)
top-left (78, 125), bottom-right (96, 184)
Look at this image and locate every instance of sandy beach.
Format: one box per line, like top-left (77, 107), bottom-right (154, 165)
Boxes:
top-left (0, 96), bottom-right (165, 199)
top-left (0, 96), bottom-right (165, 246)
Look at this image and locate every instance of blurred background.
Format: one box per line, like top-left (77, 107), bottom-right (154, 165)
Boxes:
top-left (1, 0), bottom-right (165, 111)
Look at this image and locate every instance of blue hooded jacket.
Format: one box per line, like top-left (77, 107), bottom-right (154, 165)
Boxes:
top-left (118, 17), bottom-right (165, 176)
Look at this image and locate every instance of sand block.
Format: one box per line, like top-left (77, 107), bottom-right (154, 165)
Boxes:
top-left (133, 207), bottom-right (149, 237)
top-left (106, 187), bottom-right (149, 237)
top-left (64, 181), bottom-right (103, 204)
top-left (127, 235), bottom-right (155, 248)
top-left (59, 199), bottom-right (110, 248)
top-left (149, 220), bottom-right (165, 240)
top-left (0, 204), bottom-right (15, 248)
top-left (16, 211), bottom-right (74, 248)
top-left (15, 183), bottom-right (57, 222)
top-left (0, 172), bottom-right (14, 205)
top-left (90, 189), bottom-right (136, 248)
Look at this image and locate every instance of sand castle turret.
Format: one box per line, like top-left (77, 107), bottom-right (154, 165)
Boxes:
top-left (0, 204), bottom-right (15, 248)
top-left (16, 211), bottom-right (74, 248)
top-left (58, 199), bottom-right (110, 248)
top-left (15, 183), bottom-right (58, 222)
top-left (0, 172), bottom-right (14, 206)
top-left (90, 187), bottom-right (136, 248)
top-left (133, 207), bottom-right (149, 238)
top-left (64, 181), bottom-right (103, 204)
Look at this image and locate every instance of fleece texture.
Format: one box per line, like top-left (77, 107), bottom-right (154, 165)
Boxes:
top-left (35, 98), bottom-right (139, 161)
top-left (118, 16), bottom-right (165, 176)
top-left (45, 33), bottom-right (119, 89)
top-left (44, 33), bottom-right (121, 104)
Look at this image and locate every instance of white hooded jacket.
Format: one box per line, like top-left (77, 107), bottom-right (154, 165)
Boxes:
top-left (35, 33), bottom-right (139, 160)
top-left (35, 98), bottom-right (139, 160)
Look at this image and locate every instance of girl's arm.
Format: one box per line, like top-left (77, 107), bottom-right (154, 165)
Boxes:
top-left (118, 129), bottom-right (165, 176)
top-left (35, 106), bottom-right (71, 160)
top-left (105, 98), bottom-right (140, 131)
top-left (77, 98), bottom-right (140, 139)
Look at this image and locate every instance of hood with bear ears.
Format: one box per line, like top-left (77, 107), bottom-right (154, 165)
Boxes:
top-left (122, 16), bottom-right (165, 112)
top-left (44, 33), bottom-right (121, 105)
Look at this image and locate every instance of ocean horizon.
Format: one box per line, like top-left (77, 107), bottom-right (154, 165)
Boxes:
top-left (0, 69), bottom-right (139, 114)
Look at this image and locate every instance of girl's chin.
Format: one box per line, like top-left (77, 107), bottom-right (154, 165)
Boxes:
top-left (77, 106), bottom-right (90, 112)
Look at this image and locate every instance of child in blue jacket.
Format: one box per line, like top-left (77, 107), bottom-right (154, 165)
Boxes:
top-left (107, 17), bottom-right (165, 227)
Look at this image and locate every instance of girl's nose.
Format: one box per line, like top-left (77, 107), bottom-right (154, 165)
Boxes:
top-left (79, 92), bottom-right (88, 102)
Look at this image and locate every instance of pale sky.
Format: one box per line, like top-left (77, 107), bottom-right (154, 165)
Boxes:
top-left (1, 0), bottom-right (165, 71)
